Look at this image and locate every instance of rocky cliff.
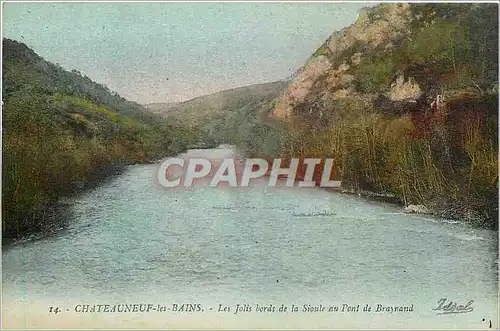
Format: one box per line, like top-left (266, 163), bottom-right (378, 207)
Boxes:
top-left (272, 3), bottom-right (497, 122)
top-left (269, 3), bottom-right (498, 227)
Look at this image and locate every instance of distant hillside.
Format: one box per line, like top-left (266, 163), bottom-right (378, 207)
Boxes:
top-left (158, 81), bottom-right (289, 156)
top-left (144, 102), bottom-right (179, 114)
top-left (2, 39), bottom-right (197, 239)
top-left (3, 39), bottom-right (158, 120)
top-left (159, 81), bottom-right (288, 128)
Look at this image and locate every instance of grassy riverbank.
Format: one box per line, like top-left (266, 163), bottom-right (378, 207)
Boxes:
top-left (2, 39), bottom-right (201, 239)
top-left (271, 4), bottom-right (499, 228)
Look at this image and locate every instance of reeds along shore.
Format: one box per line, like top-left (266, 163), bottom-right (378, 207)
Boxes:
top-left (1, 39), bottom-right (201, 239)
top-left (274, 94), bottom-right (498, 228)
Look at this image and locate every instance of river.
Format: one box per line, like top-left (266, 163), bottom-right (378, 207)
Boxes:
top-left (2, 147), bottom-right (498, 329)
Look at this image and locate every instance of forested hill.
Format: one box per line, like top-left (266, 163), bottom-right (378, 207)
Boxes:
top-left (3, 38), bottom-right (155, 119)
top-left (2, 38), bottom-right (198, 239)
top-left (151, 81), bottom-right (288, 156)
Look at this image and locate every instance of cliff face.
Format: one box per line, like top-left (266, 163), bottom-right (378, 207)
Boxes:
top-left (273, 3), bottom-right (414, 119)
top-left (269, 3), bottom-right (499, 227)
top-left (272, 3), bottom-right (498, 122)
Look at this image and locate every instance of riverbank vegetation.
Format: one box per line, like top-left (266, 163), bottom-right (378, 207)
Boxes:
top-left (138, 4), bottom-right (498, 228)
top-left (279, 94), bottom-right (498, 228)
top-left (2, 39), bottom-right (199, 239)
top-left (275, 4), bottom-right (498, 228)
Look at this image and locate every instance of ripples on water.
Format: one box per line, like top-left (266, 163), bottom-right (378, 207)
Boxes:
top-left (2, 149), bottom-right (498, 329)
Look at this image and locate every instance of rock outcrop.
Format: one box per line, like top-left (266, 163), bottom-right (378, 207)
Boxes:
top-left (387, 75), bottom-right (422, 102)
top-left (403, 204), bottom-right (431, 214)
top-left (267, 3), bottom-right (498, 228)
top-left (272, 3), bottom-right (414, 119)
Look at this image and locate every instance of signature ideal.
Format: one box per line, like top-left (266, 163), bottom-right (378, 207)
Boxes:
top-left (433, 298), bottom-right (474, 315)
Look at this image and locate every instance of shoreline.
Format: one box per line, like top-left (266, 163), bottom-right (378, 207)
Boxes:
top-left (3, 145), bottom-right (497, 245)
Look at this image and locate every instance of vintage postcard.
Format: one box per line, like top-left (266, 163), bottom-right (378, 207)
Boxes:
top-left (1, 1), bottom-right (498, 329)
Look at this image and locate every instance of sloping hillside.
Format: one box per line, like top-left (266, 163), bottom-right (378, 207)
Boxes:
top-left (158, 82), bottom-right (287, 127)
top-left (269, 3), bottom-right (498, 227)
top-left (144, 102), bottom-right (179, 114)
top-left (272, 4), bottom-right (498, 121)
top-left (157, 81), bottom-right (289, 156)
top-left (2, 39), bottom-right (196, 238)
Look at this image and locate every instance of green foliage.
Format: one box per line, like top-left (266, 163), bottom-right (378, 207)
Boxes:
top-left (2, 39), bottom-right (194, 238)
top-left (354, 53), bottom-right (398, 93)
top-left (410, 19), bottom-right (465, 66)
top-left (276, 4), bottom-right (498, 227)
top-left (280, 94), bottom-right (498, 228)
top-left (163, 81), bottom-right (288, 158)
top-left (351, 4), bottom-right (498, 93)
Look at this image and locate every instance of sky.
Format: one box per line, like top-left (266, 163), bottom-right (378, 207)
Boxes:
top-left (2, 2), bottom-right (370, 104)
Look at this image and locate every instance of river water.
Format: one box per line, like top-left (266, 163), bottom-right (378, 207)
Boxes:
top-left (2, 147), bottom-right (498, 329)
